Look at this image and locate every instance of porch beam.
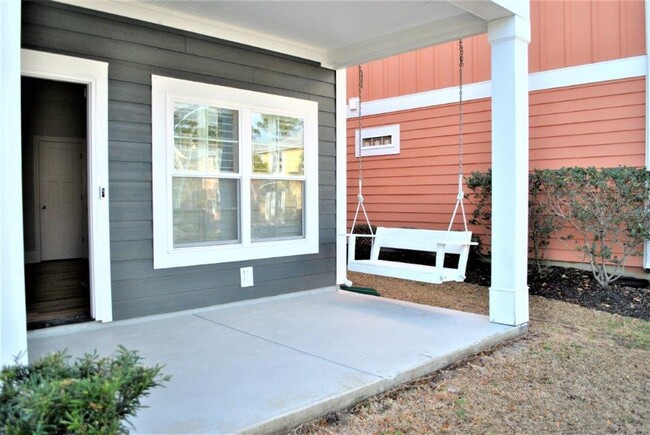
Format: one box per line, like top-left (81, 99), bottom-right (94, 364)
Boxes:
top-left (487, 13), bottom-right (530, 326)
top-left (0, 0), bottom-right (28, 365)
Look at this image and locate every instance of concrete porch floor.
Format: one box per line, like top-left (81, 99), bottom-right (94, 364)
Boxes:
top-left (28, 288), bottom-right (526, 434)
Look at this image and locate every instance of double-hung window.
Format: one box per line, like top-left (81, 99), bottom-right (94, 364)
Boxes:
top-left (152, 76), bottom-right (319, 269)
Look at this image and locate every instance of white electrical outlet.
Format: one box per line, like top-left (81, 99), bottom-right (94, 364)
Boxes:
top-left (240, 266), bottom-right (254, 287)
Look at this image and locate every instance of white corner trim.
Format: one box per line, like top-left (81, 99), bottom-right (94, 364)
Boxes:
top-left (348, 55), bottom-right (648, 118)
top-left (336, 69), bottom-right (347, 285)
top-left (51, 0), bottom-right (329, 67)
top-left (21, 49), bottom-right (113, 323)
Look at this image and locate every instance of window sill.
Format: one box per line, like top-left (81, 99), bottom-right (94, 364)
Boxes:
top-left (153, 237), bottom-right (319, 269)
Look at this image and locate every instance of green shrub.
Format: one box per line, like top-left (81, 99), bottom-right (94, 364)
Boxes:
top-left (528, 171), bottom-right (563, 273)
top-left (467, 166), bottom-right (650, 288)
top-left (1, 346), bottom-right (169, 434)
top-left (536, 166), bottom-right (650, 288)
top-left (466, 169), bottom-right (492, 258)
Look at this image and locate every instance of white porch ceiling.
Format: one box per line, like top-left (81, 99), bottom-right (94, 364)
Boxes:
top-left (55, 0), bottom-right (522, 68)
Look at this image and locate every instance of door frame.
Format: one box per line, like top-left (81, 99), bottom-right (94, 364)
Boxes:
top-left (21, 49), bottom-right (112, 322)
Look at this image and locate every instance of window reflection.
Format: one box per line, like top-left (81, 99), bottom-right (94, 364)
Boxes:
top-left (251, 113), bottom-right (304, 176)
top-left (174, 103), bottom-right (239, 173)
top-left (251, 180), bottom-right (303, 240)
top-left (172, 177), bottom-right (239, 247)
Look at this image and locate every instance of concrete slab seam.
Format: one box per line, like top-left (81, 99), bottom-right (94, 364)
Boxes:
top-left (27, 286), bottom-right (339, 340)
top-left (193, 313), bottom-right (384, 380)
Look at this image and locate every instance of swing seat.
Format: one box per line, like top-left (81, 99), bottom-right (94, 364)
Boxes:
top-left (348, 227), bottom-right (477, 284)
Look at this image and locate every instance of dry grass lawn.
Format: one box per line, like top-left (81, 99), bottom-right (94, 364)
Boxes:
top-left (292, 272), bottom-right (650, 434)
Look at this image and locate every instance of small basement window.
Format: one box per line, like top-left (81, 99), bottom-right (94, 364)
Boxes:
top-left (355, 124), bottom-right (400, 157)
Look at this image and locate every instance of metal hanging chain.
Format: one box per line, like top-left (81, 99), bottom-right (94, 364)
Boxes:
top-left (458, 38), bottom-right (464, 191)
top-left (350, 65), bottom-right (374, 236)
top-left (448, 38), bottom-right (469, 232)
top-left (357, 65), bottom-right (364, 194)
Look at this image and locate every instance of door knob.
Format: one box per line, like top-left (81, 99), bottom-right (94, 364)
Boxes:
top-left (41, 205), bottom-right (47, 210)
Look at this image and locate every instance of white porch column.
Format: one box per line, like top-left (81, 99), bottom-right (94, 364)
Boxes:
top-left (335, 68), bottom-right (348, 284)
top-left (0, 0), bottom-right (28, 364)
top-left (488, 14), bottom-right (530, 326)
top-left (643, 0), bottom-right (650, 269)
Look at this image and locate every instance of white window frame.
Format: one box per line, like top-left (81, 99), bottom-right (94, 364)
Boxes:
top-left (152, 75), bottom-right (319, 269)
top-left (355, 124), bottom-right (400, 157)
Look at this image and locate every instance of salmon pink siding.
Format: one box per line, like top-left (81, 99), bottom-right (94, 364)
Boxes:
top-left (347, 78), bottom-right (647, 269)
top-left (530, 78), bottom-right (646, 268)
top-left (347, 0), bottom-right (647, 272)
top-left (348, 0), bottom-right (646, 102)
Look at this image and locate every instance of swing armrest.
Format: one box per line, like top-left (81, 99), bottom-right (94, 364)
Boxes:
top-left (347, 233), bottom-right (376, 238)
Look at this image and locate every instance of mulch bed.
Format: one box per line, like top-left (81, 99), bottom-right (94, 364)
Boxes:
top-left (466, 259), bottom-right (650, 321)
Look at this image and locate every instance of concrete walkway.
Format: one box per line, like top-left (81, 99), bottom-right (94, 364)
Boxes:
top-left (28, 289), bottom-right (526, 434)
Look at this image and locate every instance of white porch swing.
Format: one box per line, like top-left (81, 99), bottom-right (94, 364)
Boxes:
top-left (347, 39), bottom-right (477, 284)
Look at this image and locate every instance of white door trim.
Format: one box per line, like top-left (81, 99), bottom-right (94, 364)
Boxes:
top-left (21, 49), bottom-right (112, 322)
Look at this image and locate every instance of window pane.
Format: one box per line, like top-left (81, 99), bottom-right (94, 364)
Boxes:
top-left (172, 177), bottom-right (239, 246)
top-left (174, 103), bottom-right (238, 173)
top-left (251, 113), bottom-right (304, 176)
top-left (251, 180), bottom-right (303, 239)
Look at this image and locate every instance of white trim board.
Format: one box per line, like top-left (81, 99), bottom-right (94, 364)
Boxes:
top-left (335, 69), bottom-right (347, 284)
top-left (21, 49), bottom-right (113, 323)
top-left (1, 0), bottom-right (28, 365)
top-left (348, 55), bottom-right (648, 118)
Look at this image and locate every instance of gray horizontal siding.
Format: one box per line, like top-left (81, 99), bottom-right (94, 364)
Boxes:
top-left (112, 272), bottom-right (334, 320)
top-left (112, 257), bottom-right (335, 302)
top-left (22, 23), bottom-right (335, 97)
top-left (111, 243), bottom-right (337, 282)
top-left (108, 141), bottom-right (150, 163)
top-left (22, 1), bottom-right (338, 320)
top-left (109, 201), bottom-right (152, 222)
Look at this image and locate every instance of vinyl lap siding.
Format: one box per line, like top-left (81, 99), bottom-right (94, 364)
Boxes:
top-left (347, 78), bottom-right (646, 269)
top-left (530, 78), bottom-right (646, 268)
top-left (22, 1), bottom-right (337, 319)
top-left (347, 99), bottom-right (490, 230)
